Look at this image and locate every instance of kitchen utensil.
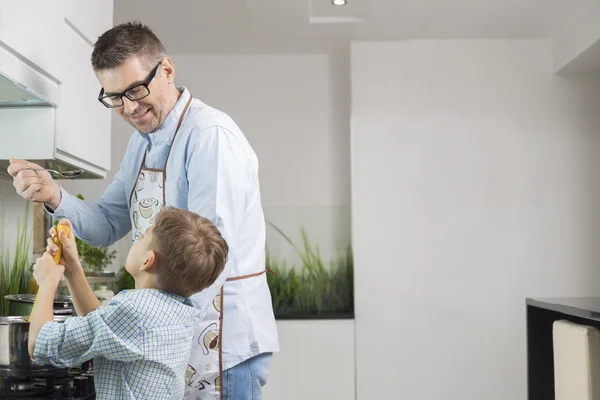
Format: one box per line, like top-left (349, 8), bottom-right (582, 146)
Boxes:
top-left (5, 294), bottom-right (75, 316)
top-left (0, 315), bottom-right (69, 374)
top-left (27, 168), bottom-right (84, 178)
top-left (29, 224), bottom-right (70, 321)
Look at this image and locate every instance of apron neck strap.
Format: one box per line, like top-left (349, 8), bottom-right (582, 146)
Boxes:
top-left (163, 95), bottom-right (193, 184)
top-left (175, 95), bottom-right (193, 134)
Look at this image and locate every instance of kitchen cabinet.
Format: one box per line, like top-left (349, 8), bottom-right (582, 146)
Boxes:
top-left (55, 5), bottom-right (112, 172)
top-left (0, 1), bottom-right (64, 80)
top-left (64, 0), bottom-right (113, 46)
top-left (0, 0), bottom-right (113, 177)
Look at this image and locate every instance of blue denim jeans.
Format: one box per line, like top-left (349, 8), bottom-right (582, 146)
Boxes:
top-left (223, 353), bottom-right (273, 400)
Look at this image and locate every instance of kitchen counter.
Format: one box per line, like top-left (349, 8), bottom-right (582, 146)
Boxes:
top-left (527, 297), bottom-right (600, 322)
top-left (526, 297), bottom-right (600, 400)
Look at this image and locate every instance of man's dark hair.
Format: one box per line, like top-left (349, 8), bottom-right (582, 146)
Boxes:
top-left (91, 21), bottom-right (166, 70)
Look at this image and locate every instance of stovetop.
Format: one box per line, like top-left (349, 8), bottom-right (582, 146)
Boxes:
top-left (0, 368), bottom-right (95, 399)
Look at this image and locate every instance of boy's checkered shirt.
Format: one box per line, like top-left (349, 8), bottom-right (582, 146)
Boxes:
top-left (34, 288), bottom-right (197, 399)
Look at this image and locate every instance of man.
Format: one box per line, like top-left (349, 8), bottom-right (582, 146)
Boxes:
top-left (8, 21), bottom-right (278, 400)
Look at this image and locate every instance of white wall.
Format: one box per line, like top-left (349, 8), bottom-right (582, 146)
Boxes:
top-left (351, 40), bottom-right (600, 400)
top-left (171, 53), bottom-right (354, 400)
top-left (264, 320), bottom-right (355, 400)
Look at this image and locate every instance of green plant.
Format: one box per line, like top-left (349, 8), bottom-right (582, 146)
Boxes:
top-left (266, 222), bottom-right (354, 318)
top-left (0, 205), bottom-right (32, 316)
top-left (53, 194), bottom-right (116, 271)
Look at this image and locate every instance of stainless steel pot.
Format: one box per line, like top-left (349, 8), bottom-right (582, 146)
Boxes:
top-left (0, 315), bottom-right (69, 375)
top-left (5, 294), bottom-right (75, 316)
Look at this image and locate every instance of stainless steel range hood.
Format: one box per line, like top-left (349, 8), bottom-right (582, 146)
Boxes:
top-left (0, 43), bottom-right (59, 107)
top-left (0, 42), bottom-right (104, 180)
top-left (0, 74), bottom-right (50, 106)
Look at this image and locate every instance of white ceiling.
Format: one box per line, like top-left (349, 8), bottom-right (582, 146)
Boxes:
top-left (114, 0), bottom-right (598, 53)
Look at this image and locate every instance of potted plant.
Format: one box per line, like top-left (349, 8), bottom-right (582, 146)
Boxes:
top-left (266, 222), bottom-right (354, 319)
top-left (0, 205), bottom-right (32, 316)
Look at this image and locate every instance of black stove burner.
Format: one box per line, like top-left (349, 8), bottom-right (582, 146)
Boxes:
top-left (0, 365), bottom-right (69, 378)
top-left (0, 368), bottom-right (95, 399)
top-left (1, 382), bottom-right (54, 398)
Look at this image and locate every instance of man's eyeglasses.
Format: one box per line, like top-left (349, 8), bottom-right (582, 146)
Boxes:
top-left (97, 61), bottom-right (162, 108)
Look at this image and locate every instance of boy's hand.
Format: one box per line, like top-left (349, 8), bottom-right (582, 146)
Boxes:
top-left (46, 219), bottom-right (80, 276)
top-left (33, 252), bottom-right (65, 287)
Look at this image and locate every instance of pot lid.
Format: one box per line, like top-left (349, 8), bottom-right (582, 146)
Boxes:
top-left (0, 315), bottom-right (70, 324)
top-left (5, 294), bottom-right (74, 304)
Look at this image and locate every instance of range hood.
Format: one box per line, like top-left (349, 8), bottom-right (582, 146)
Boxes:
top-left (0, 74), bottom-right (50, 106)
top-left (0, 43), bottom-right (103, 180)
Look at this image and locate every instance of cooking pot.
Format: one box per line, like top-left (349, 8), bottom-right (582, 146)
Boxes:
top-left (0, 315), bottom-right (69, 375)
top-left (5, 294), bottom-right (76, 316)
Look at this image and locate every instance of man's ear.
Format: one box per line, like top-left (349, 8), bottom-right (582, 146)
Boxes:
top-left (140, 250), bottom-right (157, 272)
top-left (161, 57), bottom-right (175, 84)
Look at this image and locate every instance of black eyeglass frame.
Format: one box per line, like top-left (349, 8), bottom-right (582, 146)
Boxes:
top-left (97, 61), bottom-right (162, 108)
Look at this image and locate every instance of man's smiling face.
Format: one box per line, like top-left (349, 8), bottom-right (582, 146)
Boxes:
top-left (96, 56), bottom-right (173, 134)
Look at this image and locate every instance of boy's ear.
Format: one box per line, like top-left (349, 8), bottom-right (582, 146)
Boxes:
top-left (140, 250), bottom-right (157, 272)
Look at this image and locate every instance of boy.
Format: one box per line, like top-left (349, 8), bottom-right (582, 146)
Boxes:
top-left (28, 207), bottom-right (228, 400)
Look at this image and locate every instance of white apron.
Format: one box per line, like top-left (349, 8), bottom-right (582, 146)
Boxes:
top-left (129, 96), bottom-right (192, 241)
top-left (128, 96), bottom-right (272, 400)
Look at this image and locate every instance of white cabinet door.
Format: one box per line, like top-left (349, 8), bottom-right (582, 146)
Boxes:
top-left (64, 0), bottom-right (113, 45)
top-left (0, 1), bottom-right (64, 81)
top-left (54, 20), bottom-right (111, 172)
top-left (0, 0), bottom-right (113, 174)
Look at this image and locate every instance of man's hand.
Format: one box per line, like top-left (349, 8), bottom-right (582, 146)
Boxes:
top-left (32, 252), bottom-right (65, 288)
top-left (46, 219), bottom-right (81, 277)
top-left (7, 158), bottom-right (61, 210)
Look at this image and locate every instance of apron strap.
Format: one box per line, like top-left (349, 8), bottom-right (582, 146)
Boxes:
top-left (128, 95), bottom-right (193, 211)
top-left (218, 285), bottom-right (224, 400)
top-left (164, 95), bottom-right (193, 184)
top-left (218, 267), bottom-right (275, 399)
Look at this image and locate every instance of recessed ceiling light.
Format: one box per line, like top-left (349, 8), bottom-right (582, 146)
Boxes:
top-left (332, 0), bottom-right (346, 5)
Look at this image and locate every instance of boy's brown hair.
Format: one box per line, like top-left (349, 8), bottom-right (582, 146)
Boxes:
top-left (150, 207), bottom-right (228, 297)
